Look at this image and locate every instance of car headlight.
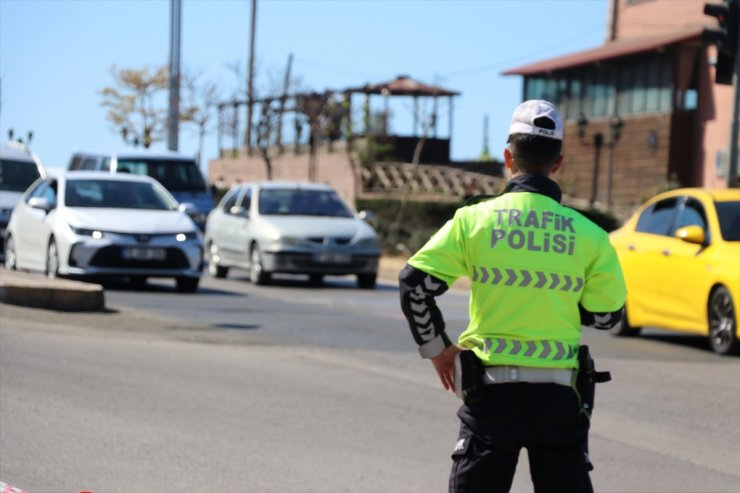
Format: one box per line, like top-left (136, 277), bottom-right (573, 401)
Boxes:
top-left (70, 225), bottom-right (105, 239)
top-left (176, 231), bottom-right (201, 242)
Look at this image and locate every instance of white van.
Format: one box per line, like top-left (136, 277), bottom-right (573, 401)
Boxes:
top-left (1, 141), bottom-right (47, 257)
top-left (68, 149), bottom-right (214, 230)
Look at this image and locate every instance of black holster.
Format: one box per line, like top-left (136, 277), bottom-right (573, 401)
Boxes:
top-left (457, 349), bottom-right (485, 404)
top-left (575, 345), bottom-right (611, 418)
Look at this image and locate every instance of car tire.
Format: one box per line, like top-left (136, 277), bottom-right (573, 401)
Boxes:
top-left (208, 242), bottom-right (228, 278)
top-left (610, 304), bottom-right (642, 337)
top-left (357, 272), bottom-right (377, 290)
top-left (129, 276), bottom-right (148, 288)
top-left (46, 239), bottom-right (59, 279)
top-left (708, 286), bottom-right (739, 356)
top-left (249, 244), bottom-right (270, 285)
top-left (176, 276), bottom-right (200, 293)
top-left (4, 235), bottom-right (17, 270)
top-left (308, 274), bottom-right (324, 286)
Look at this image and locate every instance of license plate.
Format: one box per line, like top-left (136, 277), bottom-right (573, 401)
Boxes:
top-left (122, 247), bottom-right (166, 261)
top-left (314, 253), bottom-right (351, 264)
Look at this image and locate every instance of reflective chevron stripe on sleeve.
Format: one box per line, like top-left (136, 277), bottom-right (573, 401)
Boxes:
top-left (399, 265), bottom-right (451, 359)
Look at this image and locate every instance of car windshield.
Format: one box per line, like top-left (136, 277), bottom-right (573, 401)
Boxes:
top-left (258, 188), bottom-right (354, 218)
top-left (65, 179), bottom-right (177, 210)
top-left (117, 158), bottom-right (206, 193)
top-left (0, 159), bottom-right (41, 192)
top-left (715, 201), bottom-right (740, 241)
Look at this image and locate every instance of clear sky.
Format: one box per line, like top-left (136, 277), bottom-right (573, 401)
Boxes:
top-left (0, 0), bottom-right (608, 176)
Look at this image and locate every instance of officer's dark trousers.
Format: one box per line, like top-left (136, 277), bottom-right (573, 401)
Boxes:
top-left (449, 382), bottom-right (593, 493)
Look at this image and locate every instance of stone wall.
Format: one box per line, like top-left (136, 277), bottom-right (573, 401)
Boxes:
top-left (207, 144), bottom-right (358, 205)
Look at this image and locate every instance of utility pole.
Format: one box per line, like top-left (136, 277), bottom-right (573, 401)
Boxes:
top-left (277, 53), bottom-right (293, 154)
top-left (483, 114), bottom-right (490, 156)
top-left (245, 0), bottom-right (257, 155)
top-left (167, 0), bottom-right (182, 151)
top-left (729, 2), bottom-right (740, 186)
top-left (703, 0), bottom-right (739, 186)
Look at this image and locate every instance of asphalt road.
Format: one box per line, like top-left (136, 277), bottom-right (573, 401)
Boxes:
top-left (1, 269), bottom-right (739, 493)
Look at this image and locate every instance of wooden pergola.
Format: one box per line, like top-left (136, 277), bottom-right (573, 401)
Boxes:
top-left (344, 75), bottom-right (460, 139)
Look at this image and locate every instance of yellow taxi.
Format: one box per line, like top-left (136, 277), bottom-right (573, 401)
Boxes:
top-left (609, 188), bottom-right (740, 355)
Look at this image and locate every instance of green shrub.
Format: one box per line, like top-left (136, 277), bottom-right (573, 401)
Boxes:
top-left (356, 198), bottom-right (462, 254)
top-left (568, 207), bottom-right (621, 232)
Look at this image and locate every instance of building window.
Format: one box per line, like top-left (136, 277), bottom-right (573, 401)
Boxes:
top-left (525, 77), bottom-right (564, 105)
top-left (631, 59), bottom-right (648, 114)
top-left (523, 51), bottom-right (674, 120)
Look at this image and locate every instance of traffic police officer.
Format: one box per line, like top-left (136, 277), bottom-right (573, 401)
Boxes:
top-left (399, 100), bottom-right (627, 493)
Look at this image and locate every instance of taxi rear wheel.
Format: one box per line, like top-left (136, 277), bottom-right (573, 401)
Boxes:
top-left (610, 304), bottom-right (642, 337)
top-left (708, 286), bottom-right (739, 356)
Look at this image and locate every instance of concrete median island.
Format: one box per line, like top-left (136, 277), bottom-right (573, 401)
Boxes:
top-left (0, 269), bottom-right (105, 312)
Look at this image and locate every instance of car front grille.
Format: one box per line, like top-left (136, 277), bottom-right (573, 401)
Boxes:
top-left (307, 237), bottom-right (352, 246)
top-left (89, 246), bottom-right (190, 269)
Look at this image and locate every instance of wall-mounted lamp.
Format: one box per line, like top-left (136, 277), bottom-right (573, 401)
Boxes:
top-left (647, 130), bottom-right (659, 152)
top-left (609, 115), bottom-right (623, 143)
top-left (577, 114), bottom-right (624, 207)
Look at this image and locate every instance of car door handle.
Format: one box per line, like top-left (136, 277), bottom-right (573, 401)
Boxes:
top-left (628, 244), bottom-right (636, 251)
top-left (662, 249), bottom-right (671, 256)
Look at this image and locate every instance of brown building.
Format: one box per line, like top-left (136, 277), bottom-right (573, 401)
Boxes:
top-left (503, 0), bottom-right (737, 218)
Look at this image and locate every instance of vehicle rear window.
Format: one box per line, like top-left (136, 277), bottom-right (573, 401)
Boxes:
top-left (117, 159), bottom-right (206, 193)
top-left (715, 201), bottom-right (740, 241)
top-left (0, 159), bottom-right (41, 192)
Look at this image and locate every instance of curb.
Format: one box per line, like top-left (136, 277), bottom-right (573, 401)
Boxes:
top-left (0, 269), bottom-right (105, 312)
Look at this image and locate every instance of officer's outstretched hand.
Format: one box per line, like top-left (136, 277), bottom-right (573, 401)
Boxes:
top-left (432, 345), bottom-right (463, 393)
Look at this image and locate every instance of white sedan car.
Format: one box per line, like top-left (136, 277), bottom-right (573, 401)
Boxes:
top-left (205, 181), bottom-right (381, 288)
top-left (4, 171), bottom-right (203, 292)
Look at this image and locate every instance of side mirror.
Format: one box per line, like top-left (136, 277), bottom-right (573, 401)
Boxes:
top-left (230, 206), bottom-right (250, 218)
top-left (675, 225), bottom-right (706, 245)
top-left (178, 202), bottom-right (198, 215)
top-left (358, 210), bottom-right (375, 222)
top-left (28, 196), bottom-right (53, 211)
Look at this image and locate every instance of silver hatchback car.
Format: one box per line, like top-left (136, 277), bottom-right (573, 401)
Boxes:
top-left (204, 181), bottom-right (381, 288)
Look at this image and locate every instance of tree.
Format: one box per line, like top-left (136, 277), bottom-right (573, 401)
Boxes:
top-left (232, 59), bottom-right (303, 180)
top-left (391, 104), bottom-right (436, 247)
top-left (181, 71), bottom-right (221, 166)
top-left (99, 65), bottom-right (169, 148)
top-left (255, 97), bottom-right (279, 180)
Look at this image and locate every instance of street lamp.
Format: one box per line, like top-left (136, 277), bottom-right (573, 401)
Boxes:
top-left (578, 114), bottom-right (623, 207)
